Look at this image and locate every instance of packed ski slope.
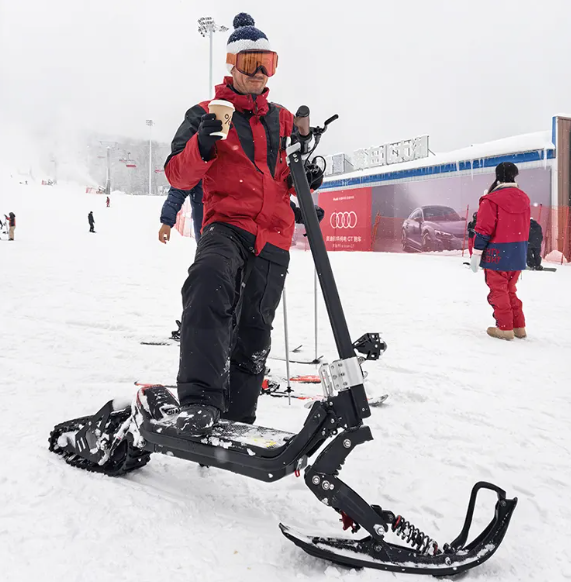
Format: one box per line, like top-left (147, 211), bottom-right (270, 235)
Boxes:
top-left (1, 176), bottom-right (570, 582)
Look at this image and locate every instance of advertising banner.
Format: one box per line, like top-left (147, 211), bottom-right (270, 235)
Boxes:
top-left (318, 187), bottom-right (372, 251)
top-left (370, 167), bottom-right (552, 253)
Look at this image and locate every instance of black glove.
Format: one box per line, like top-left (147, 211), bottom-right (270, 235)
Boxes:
top-left (197, 113), bottom-right (223, 161)
top-left (291, 201), bottom-right (325, 224)
top-left (291, 200), bottom-right (303, 223)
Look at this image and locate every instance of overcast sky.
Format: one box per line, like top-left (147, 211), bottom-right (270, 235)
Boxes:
top-left (2, 0), bottom-right (571, 167)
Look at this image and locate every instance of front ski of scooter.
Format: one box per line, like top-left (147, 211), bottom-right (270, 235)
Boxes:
top-left (280, 361), bottom-right (516, 576)
top-left (282, 112), bottom-right (517, 575)
top-left (281, 425), bottom-right (517, 575)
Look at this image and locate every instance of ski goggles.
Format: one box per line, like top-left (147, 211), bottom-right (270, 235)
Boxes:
top-left (226, 50), bottom-right (279, 77)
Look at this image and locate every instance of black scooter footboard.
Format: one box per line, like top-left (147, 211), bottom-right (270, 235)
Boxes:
top-left (136, 393), bottom-right (331, 482)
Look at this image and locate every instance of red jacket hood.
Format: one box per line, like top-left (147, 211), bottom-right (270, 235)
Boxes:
top-left (480, 185), bottom-right (530, 215)
top-left (213, 77), bottom-right (270, 116)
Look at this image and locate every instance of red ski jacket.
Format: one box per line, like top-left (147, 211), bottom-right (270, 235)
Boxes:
top-left (473, 184), bottom-right (530, 271)
top-left (165, 78), bottom-right (295, 254)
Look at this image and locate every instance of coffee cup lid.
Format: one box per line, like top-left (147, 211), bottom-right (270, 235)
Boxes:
top-left (209, 100), bottom-right (235, 110)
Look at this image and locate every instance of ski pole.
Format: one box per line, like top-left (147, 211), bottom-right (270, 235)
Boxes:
top-left (313, 267), bottom-right (320, 364)
top-left (282, 286), bottom-right (292, 405)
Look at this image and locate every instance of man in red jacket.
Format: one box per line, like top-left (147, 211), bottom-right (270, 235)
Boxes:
top-left (164, 13), bottom-right (323, 434)
top-left (470, 162), bottom-right (530, 340)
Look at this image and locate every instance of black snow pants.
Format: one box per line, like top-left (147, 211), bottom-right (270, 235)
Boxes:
top-left (177, 222), bottom-right (288, 424)
top-left (527, 246), bottom-right (542, 269)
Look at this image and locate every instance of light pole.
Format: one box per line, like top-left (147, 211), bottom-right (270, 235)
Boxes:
top-left (50, 155), bottom-right (58, 185)
top-left (146, 119), bottom-right (154, 195)
top-left (105, 147), bottom-right (111, 195)
top-left (198, 17), bottom-right (228, 97)
top-left (99, 141), bottom-right (118, 195)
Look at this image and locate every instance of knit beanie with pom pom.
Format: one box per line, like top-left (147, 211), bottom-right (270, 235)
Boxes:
top-left (226, 13), bottom-right (272, 71)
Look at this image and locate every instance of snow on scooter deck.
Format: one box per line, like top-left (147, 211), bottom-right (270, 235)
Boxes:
top-left (151, 415), bottom-right (295, 451)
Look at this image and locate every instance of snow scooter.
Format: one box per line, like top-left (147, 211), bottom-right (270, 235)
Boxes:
top-left (49, 110), bottom-right (517, 576)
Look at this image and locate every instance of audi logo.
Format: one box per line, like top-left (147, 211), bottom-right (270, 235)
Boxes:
top-left (330, 211), bottom-right (358, 229)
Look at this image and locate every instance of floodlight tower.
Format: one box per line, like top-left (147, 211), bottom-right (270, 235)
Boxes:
top-left (146, 120), bottom-right (154, 195)
top-left (198, 17), bottom-right (229, 98)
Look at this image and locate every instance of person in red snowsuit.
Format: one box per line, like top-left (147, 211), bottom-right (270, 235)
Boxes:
top-left (163, 13), bottom-right (323, 435)
top-left (470, 162), bottom-right (530, 340)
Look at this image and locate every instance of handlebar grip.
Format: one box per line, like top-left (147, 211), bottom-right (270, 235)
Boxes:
top-left (324, 114), bottom-right (339, 127)
top-left (294, 105), bottom-right (311, 137)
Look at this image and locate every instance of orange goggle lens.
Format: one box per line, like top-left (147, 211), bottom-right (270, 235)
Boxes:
top-left (227, 51), bottom-right (278, 77)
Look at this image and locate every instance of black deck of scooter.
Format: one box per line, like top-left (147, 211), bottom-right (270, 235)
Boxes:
top-left (154, 417), bottom-right (295, 450)
top-left (138, 405), bottom-right (330, 482)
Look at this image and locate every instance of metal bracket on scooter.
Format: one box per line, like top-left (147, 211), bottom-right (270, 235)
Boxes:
top-left (286, 138), bottom-right (314, 164)
top-left (285, 139), bottom-right (300, 162)
top-left (319, 357), bottom-right (364, 397)
top-left (318, 358), bottom-right (371, 425)
top-left (305, 426), bottom-right (391, 541)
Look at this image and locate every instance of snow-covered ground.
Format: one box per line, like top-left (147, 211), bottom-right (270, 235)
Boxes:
top-left (1, 176), bottom-right (570, 582)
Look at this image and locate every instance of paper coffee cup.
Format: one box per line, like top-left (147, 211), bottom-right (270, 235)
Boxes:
top-left (208, 99), bottom-right (235, 140)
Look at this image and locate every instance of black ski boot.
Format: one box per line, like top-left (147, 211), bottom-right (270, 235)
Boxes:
top-left (176, 404), bottom-right (221, 435)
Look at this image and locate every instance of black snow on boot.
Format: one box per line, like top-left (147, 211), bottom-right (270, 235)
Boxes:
top-left (176, 404), bottom-right (221, 435)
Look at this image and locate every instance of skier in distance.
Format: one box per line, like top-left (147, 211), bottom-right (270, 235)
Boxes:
top-left (88, 211), bottom-right (95, 233)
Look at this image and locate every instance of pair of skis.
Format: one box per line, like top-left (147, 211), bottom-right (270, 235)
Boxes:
top-left (526, 266), bottom-right (557, 272)
top-left (134, 380), bottom-right (389, 409)
top-left (142, 318), bottom-right (324, 364)
top-left (271, 352), bottom-right (323, 365)
top-left (141, 336), bottom-right (322, 366)
top-left (262, 385), bottom-right (389, 408)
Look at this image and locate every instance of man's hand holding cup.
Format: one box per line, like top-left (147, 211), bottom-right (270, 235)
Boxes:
top-left (197, 99), bottom-right (235, 161)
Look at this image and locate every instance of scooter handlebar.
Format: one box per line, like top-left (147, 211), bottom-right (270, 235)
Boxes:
top-left (323, 114), bottom-right (339, 128)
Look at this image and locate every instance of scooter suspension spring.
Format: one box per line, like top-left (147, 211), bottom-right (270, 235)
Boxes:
top-left (391, 514), bottom-right (440, 556)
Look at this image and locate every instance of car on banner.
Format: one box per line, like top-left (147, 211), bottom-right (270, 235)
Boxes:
top-left (402, 205), bottom-right (465, 252)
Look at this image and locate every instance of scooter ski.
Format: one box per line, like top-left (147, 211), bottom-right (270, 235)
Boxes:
top-left (49, 110), bottom-right (516, 576)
